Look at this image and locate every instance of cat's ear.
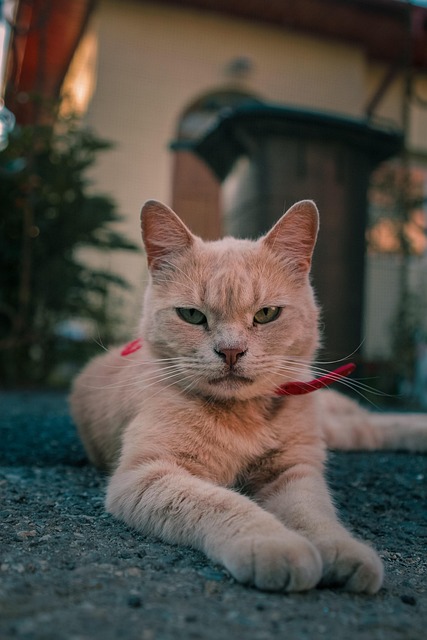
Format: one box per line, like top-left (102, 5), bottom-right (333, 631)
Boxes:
top-left (262, 200), bottom-right (319, 273)
top-left (140, 200), bottom-right (194, 270)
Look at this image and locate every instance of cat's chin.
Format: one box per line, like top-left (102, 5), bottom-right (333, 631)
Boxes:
top-left (207, 372), bottom-right (254, 387)
top-left (196, 372), bottom-right (262, 402)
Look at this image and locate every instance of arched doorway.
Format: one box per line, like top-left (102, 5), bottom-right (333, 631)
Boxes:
top-left (171, 89), bottom-right (261, 239)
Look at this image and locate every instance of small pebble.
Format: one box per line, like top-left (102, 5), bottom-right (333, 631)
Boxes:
top-left (185, 614), bottom-right (197, 623)
top-left (400, 594), bottom-right (416, 606)
top-left (127, 595), bottom-right (142, 608)
top-left (198, 567), bottom-right (224, 581)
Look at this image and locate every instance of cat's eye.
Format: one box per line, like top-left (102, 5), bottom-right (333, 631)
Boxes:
top-left (253, 306), bottom-right (281, 324)
top-left (176, 308), bottom-right (207, 325)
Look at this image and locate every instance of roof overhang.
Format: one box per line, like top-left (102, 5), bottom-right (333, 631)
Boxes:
top-left (172, 103), bottom-right (404, 181)
top-left (155, 0), bottom-right (427, 71)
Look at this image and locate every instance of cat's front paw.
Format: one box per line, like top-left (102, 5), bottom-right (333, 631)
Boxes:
top-left (221, 532), bottom-right (322, 592)
top-left (317, 535), bottom-right (383, 594)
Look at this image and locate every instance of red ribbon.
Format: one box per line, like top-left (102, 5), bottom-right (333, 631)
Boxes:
top-left (120, 338), bottom-right (355, 396)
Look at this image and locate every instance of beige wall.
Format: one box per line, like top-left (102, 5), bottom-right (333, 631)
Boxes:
top-left (85, 0), bottom-right (367, 212)
top-left (74, 0), bottom-right (427, 340)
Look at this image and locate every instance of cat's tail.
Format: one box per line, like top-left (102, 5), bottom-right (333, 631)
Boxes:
top-left (318, 390), bottom-right (427, 453)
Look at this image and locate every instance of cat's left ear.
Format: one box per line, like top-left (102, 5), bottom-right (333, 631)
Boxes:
top-left (262, 200), bottom-right (319, 273)
top-left (140, 200), bottom-right (194, 270)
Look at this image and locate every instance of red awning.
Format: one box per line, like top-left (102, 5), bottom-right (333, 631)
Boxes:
top-left (5, 0), bottom-right (96, 124)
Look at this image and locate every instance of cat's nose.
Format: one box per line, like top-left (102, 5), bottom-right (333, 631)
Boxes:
top-left (214, 347), bottom-right (247, 368)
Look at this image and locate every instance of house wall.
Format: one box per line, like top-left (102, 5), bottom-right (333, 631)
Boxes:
top-left (73, 0), bottom-right (427, 355)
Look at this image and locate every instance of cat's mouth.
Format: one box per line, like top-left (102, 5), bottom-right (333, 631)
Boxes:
top-left (207, 372), bottom-right (253, 386)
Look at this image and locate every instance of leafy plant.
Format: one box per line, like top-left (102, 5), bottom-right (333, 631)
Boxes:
top-left (0, 113), bottom-right (139, 386)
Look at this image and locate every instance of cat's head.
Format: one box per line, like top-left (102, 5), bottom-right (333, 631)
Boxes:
top-left (139, 200), bottom-right (320, 401)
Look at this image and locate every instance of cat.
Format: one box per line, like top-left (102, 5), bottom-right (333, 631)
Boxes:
top-left (70, 200), bottom-right (427, 594)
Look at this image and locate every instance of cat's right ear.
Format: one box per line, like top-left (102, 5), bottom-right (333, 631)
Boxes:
top-left (262, 200), bottom-right (319, 274)
top-left (140, 200), bottom-right (194, 270)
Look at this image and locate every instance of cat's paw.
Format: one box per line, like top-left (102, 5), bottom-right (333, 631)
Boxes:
top-left (317, 535), bottom-right (383, 594)
top-left (221, 533), bottom-right (322, 592)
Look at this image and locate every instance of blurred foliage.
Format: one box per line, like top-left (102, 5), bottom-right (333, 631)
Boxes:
top-left (368, 161), bottom-right (427, 405)
top-left (391, 291), bottom-right (425, 388)
top-left (368, 162), bottom-right (426, 256)
top-left (0, 113), bottom-right (139, 386)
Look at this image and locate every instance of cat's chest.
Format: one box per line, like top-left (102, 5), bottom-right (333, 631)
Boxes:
top-left (171, 397), bottom-right (306, 486)
top-left (126, 393), bottom-right (319, 489)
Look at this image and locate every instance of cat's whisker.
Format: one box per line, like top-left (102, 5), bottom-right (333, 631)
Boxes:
top-left (98, 355), bottom-right (192, 370)
top-left (152, 270), bottom-right (195, 286)
top-left (84, 363), bottom-right (187, 391)
top-left (269, 358), bottom-right (353, 380)
top-left (140, 367), bottom-right (191, 385)
top-left (131, 364), bottom-right (201, 388)
top-left (269, 362), bottom-right (392, 404)
top-left (162, 260), bottom-right (196, 285)
top-left (181, 374), bottom-right (204, 397)
top-left (327, 377), bottom-right (393, 401)
top-left (91, 336), bottom-right (110, 353)
top-left (89, 323), bottom-right (113, 353)
top-left (140, 356), bottom-right (195, 364)
top-left (84, 379), bottom-right (138, 392)
top-left (152, 277), bottom-right (196, 295)
top-left (272, 360), bottom-right (389, 395)
top-left (153, 283), bottom-right (195, 298)
top-left (140, 371), bottom-right (200, 405)
top-left (269, 339), bottom-right (366, 366)
top-left (99, 367), bottom-right (190, 399)
top-left (159, 260), bottom-right (199, 291)
top-left (268, 358), bottom-right (351, 381)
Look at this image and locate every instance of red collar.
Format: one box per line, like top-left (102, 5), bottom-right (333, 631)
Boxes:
top-left (120, 339), bottom-right (355, 396)
top-left (274, 362), bottom-right (356, 395)
top-left (121, 339), bottom-right (144, 356)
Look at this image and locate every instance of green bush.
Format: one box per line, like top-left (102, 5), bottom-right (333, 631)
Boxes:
top-left (0, 114), bottom-right (138, 386)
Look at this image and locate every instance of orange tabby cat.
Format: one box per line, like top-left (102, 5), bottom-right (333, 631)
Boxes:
top-left (70, 200), bottom-right (427, 594)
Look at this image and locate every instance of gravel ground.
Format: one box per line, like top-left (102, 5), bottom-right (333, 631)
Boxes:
top-left (0, 390), bottom-right (426, 640)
